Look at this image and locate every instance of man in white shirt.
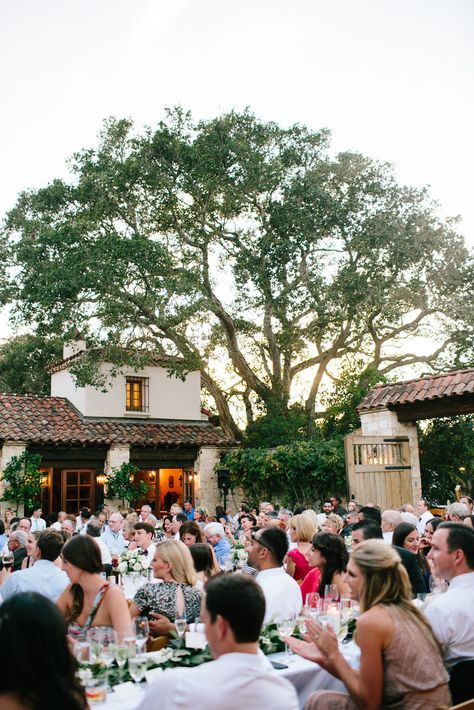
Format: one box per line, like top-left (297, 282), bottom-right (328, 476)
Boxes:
top-left (425, 522), bottom-right (474, 666)
top-left (381, 509), bottom-right (402, 543)
top-left (138, 504), bottom-right (158, 528)
top-left (85, 523), bottom-right (112, 567)
top-left (171, 513), bottom-right (187, 541)
top-left (1, 529), bottom-right (69, 603)
top-left (101, 512), bottom-right (125, 554)
top-left (137, 573), bottom-right (298, 710)
top-left (416, 498), bottom-right (433, 534)
top-left (51, 511), bottom-right (66, 531)
top-left (247, 527), bottom-right (302, 623)
top-left (30, 507), bottom-right (46, 533)
top-left (317, 500), bottom-right (334, 525)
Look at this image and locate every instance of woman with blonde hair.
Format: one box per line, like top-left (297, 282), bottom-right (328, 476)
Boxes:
top-left (286, 514), bottom-right (317, 582)
top-left (289, 539), bottom-right (450, 709)
top-left (321, 513), bottom-right (344, 535)
top-left (130, 540), bottom-right (202, 636)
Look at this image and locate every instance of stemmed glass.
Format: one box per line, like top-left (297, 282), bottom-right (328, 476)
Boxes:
top-left (276, 614), bottom-right (297, 664)
top-left (134, 617), bottom-right (149, 654)
top-left (2, 552), bottom-right (13, 571)
top-left (324, 584), bottom-right (339, 602)
top-left (86, 628), bottom-right (102, 662)
top-left (128, 656), bottom-right (148, 686)
top-left (174, 615), bottom-right (187, 644)
top-left (99, 627), bottom-right (116, 669)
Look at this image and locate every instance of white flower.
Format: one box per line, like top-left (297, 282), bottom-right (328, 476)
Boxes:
top-left (118, 561), bottom-right (128, 573)
top-left (133, 562), bottom-right (142, 572)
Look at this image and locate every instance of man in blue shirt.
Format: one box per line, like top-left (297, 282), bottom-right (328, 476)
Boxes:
top-left (1, 529), bottom-right (69, 603)
top-left (204, 522), bottom-right (231, 567)
top-left (101, 512), bottom-right (126, 554)
top-left (183, 500), bottom-right (195, 521)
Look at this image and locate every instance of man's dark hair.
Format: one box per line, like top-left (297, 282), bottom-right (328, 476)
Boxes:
top-left (257, 527), bottom-right (288, 565)
top-left (134, 522), bottom-right (154, 536)
top-left (439, 522), bottom-right (474, 569)
top-left (18, 517), bottom-right (32, 529)
top-left (205, 574), bottom-right (265, 643)
top-left (323, 499), bottom-right (333, 506)
top-left (94, 510), bottom-right (105, 519)
top-left (80, 508), bottom-right (91, 520)
top-left (242, 513), bottom-right (257, 526)
top-left (36, 530), bottom-right (65, 562)
top-left (352, 520), bottom-right (383, 539)
top-left (264, 511), bottom-right (278, 519)
top-left (330, 495), bottom-right (342, 504)
top-left (86, 523), bottom-right (102, 538)
top-left (358, 506), bottom-right (382, 525)
top-left (175, 513), bottom-right (188, 525)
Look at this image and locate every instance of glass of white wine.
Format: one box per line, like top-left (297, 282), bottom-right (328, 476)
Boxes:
top-left (134, 617), bottom-right (149, 654)
top-left (175, 615), bottom-right (187, 643)
top-left (276, 614), bottom-right (296, 663)
top-left (128, 656), bottom-right (147, 685)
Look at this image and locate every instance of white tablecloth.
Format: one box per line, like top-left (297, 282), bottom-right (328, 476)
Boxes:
top-left (100, 642), bottom-right (360, 709)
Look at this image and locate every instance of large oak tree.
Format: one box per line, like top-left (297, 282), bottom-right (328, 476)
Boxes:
top-left (1, 109), bottom-right (473, 438)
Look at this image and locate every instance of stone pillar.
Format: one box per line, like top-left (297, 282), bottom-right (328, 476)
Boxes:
top-left (0, 441), bottom-right (27, 516)
top-left (194, 447), bottom-right (222, 513)
top-left (104, 444), bottom-right (130, 511)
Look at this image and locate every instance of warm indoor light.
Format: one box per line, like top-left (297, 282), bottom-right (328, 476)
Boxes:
top-left (149, 470), bottom-right (156, 484)
top-left (96, 473), bottom-right (107, 486)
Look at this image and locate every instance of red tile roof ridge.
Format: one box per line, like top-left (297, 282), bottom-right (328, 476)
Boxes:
top-left (366, 367), bottom-right (474, 391)
top-left (46, 348), bottom-right (186, 374)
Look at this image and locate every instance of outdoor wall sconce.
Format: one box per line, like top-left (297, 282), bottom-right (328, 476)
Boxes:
top-left (149, 470), bottom-right (156, 484)
top-left (96, 473), bottom-right (107, 486)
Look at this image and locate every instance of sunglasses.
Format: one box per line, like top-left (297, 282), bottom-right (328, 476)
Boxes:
top-left (251, 530), bottom-right (274, 554)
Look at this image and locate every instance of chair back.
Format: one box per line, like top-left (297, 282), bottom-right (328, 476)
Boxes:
top-left (449, 659), bottom-right (474, 705)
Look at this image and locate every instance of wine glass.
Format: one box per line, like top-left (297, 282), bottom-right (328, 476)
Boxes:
top-left (86, 628), bottom-right (102, 662)
top-left (305, 592), bottom-right (320, 614)
top-left (276, 614), bottom-right (296, 663)
top-left (99, 627), bottom-right (115, 669)
top-left (128, 655), bottom-right (148, 685)
top-left (175, 615), bottom-right (187, 642)
top-left (324, 584), bottom-right (339, 601)
top-left (134, 617), bottom-right (149, 654)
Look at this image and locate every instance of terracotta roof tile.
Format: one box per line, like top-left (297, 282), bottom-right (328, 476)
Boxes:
top-left (0, 394), bottom-right (235, 447)
top-left (357, 368), bottom-right (474, 412)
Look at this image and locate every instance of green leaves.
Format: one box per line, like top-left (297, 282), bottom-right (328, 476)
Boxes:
top-left (0, 452), bottom-right (43, 513)
top-left (105, 463), bottom-right (149, 507)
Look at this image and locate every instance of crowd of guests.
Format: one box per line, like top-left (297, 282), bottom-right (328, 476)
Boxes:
top-left (0, 493), bottom-right (472, 708)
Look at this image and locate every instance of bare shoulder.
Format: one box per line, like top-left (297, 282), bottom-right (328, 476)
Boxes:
top-left (0, 692), bottom-right (30, 709)
top-left (105, 584), bottom-right (128, 604)
top-left (357, 606), bottom-right (394, 645)
top-left (56, 583), bottom-right (73, 608)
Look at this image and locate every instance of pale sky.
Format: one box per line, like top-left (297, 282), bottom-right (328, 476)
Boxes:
top-left (0, 0), bottom-right (473, 340)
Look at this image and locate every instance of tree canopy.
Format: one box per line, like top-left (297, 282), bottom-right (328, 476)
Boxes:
top-left (0, 333), bottom-right (62, 396)
top-left (2, 109), bottom-right (473, 439)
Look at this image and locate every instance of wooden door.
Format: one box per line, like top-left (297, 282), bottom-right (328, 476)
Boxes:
top-left (345, 434), bottom-right (412, 509)
top-left (61, 469), bottom-right (95, 514)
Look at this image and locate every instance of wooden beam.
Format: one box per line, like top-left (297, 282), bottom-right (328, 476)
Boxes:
top-left (391, 393), bottom-right (474, 422)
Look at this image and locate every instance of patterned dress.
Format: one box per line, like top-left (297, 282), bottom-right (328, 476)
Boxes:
top-left (133, 581), bottom-right (202, 623)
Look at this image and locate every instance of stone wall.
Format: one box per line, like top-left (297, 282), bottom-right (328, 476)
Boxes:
top-left (0, 441), bottom-right (27, 516)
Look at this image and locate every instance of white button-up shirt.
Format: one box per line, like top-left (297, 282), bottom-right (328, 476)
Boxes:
top-left (101, 527), bottom-right (126, 555)
top-left (1, 560), bottom-right (69, 603)
top-left (30, 517), bottom-right (46, 533)
top-left (417, 510), bottom-right (433, 534)
top-left (256, 566), bottom-right (302, 623)
top-left (136, 651), bottom-right (298, 710)
top-left (425, 571), bottom-right (474, 665)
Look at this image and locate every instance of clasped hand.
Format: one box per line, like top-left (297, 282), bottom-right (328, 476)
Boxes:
top-left (285, 617), bottom-right (340, 670)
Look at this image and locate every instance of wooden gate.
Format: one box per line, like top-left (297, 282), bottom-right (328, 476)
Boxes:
top-left (344, 434), bottom-right (412, 510)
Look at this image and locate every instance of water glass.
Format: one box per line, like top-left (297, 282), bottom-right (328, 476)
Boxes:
top-left (75, 640), bottom-right (91, 663)
top-left (175, 616), bottom-right (187, 638)
top-left (305, 593), bottom-right (320, 613)
top-left (134, 617), bottom-right (149, 653)
top-left (114, 644), bottom-right (128, 669)
top-left (86, 628), bottom-right (102, 662)
top-left (324, 584), bottom-right (339, 601)
top-left (99, 628), bottom-right (115, 668)
top-left (276, 614), bottom-right (296, 662)
top-left (128, 655), bottom-right (148, 684)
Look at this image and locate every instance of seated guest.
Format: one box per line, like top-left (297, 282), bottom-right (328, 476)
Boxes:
top-left (128, 522), bottom-right (156, 566)
top-left (0, 521), bottom-right (6, 551)
top-left (161, 514), bottom-right (174, 540)
top-left (171, 513), bottom-right (188, 541)
top-left (130, 540), bottom-right (202, 636)
top-left (21, 531), bottom-right (41, 569)
top-left (204, 522), bottom-right (232, 567)
top-left (16, 518), bottom-right (32, 535)
top-left (1, 530), bottom-right (69, 603)
top-left (183, 500), bottom-right (195, 521)
top-left (381, 510), bottom-right (402, 543)
top-left (463, 514), bottom-right (474, 528)
top-left (330, 495), bottom-right (347, 517)
top-left (0, 592), bottom-right (87, 709)
top-left (57, 535), bottom-right (131, 637)
top-left (352, 519), bottom-right (426, 596)
top-left (179, 520), bottom-right (204, 546)
top-left (340, 508), bottom-right (360, 538)
top-left (393, 522), bottom-right (430, 591)
top-left (321, 513), bottom-right (344, 535)
top-left (290, 540), bottom-right (450, 709)
top-left (286, 513), bottom-right (317, 582)
top-left (446, 502), bottom-right (469, 523)
top-left (300, 532), bottom-right (349, 602)
top-left (357, 505), bottom-right (382, 526)
top-left (425, 522), bottom-right (474, 666)
top-left (61, 518), bottom-right (76, 535)
top-left (459, 495), bottom-right (473, 515)
top-left (85, 523), bottom-right (112, 574)
top-left (75, 507), bottom-right (91, 533)
top-left (136, 574), bottom-right (298, 710)
top-left (101, 512), bottom-right (125, 554)
top-left (247, 527), bottom-right (301, 623)
top-left (139, 504), bottom-right (158, 527)
top-left (193, 507), bottom-right (207, 529)
top-left (51, 511), bottom-right (66, 531)
top-left (7, 530), bottom-right (28, 571)
top-left (189, 543), bottom-right (220, 590)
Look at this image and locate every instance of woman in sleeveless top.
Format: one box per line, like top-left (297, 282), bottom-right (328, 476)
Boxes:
top-left (56, 535), bottom-right (131, 637)
top-left (130, 539), bottom-right (202, 637)
top-left (288, 540), bottom-right (450, 710)
top-left (286, 514), bottom-right (317, 582)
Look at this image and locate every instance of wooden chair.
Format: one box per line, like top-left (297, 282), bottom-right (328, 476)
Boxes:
top-left (147, 635), bottom-right (169, 652)
top-left (449, 660), bottom-right (474, 705)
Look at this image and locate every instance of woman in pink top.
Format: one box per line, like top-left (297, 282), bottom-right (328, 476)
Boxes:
top-left (286, 514), bottom-right (318, 582)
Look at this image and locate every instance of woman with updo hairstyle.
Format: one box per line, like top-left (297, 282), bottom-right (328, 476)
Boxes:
top-left (57, 535), bottom-right (131, 638)
top-left (289, 539), bottom-right (450, 709)
top-left (0, 592), bottom-right (87, 709)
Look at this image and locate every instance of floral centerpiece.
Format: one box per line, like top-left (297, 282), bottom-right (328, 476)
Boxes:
top-left (114, 549), bottom-right (149, 575)
top-left (231, 542), bottom-right (248, 567)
